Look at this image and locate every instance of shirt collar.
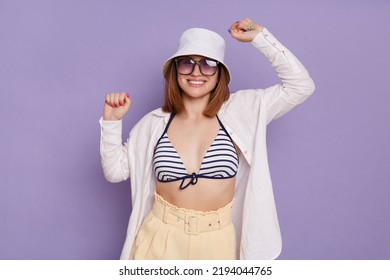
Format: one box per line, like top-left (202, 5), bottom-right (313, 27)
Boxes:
top-left (151, 108), bottom-right (171, 123)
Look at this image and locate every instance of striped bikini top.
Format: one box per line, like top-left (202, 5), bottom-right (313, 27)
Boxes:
top-left (153, 114), bottom-right (239, 190)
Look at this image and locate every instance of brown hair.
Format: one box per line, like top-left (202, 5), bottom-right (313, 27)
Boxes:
top-left (162, 60), bottom-right (230, 117)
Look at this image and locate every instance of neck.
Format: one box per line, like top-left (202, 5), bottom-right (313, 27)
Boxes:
top-left (179, 94), bottom-right (210, 120)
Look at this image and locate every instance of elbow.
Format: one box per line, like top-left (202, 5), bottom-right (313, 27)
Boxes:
top-left (101, 164), bottom-right (129, 184)
top-left (296, 76), bottom-right (315, 103)
top-left (286, 77), bottom-right (315, 105)
top-left (306, 76), bottom-right (315, 97)
top-left (100, 153), bottom-right (130, 184)
top-left (103, 172), bottom-right (125, 183)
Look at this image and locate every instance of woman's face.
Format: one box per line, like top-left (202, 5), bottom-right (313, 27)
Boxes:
top-left (176, 55), bottom-right (219, 99)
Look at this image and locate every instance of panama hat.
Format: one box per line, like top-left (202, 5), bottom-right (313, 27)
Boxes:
top-left (162, 28), bottom-right (231, 83)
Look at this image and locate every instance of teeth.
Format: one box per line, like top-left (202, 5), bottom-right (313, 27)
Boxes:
top-left (189, 80), bottom-right (204, 85)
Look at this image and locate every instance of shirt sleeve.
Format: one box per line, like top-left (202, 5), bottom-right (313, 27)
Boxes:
top-left (251, 28), bottom-right (315, 123)
top-left (99, 117), bottom-right (130, 183)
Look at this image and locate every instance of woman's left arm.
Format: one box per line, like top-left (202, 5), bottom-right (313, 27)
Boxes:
top-left (229, 18), bottom-right (315, 123)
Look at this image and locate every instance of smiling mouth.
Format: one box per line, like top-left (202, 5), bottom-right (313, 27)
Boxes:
top-left (188, 80), bottom-right (205, 85)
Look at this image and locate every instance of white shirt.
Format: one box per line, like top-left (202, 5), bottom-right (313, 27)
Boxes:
top-left (99, 28), bottom-right (315, 260)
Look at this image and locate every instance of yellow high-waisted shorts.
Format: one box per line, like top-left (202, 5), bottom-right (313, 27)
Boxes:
top-left (130, 193), bottom-right (237, 260)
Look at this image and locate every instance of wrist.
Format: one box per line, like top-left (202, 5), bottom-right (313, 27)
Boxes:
top-left (103, 115), bottom-right (121, 121)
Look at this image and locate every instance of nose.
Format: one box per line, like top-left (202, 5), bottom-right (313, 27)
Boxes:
top-left (191, 63), bottom-right (202, 76)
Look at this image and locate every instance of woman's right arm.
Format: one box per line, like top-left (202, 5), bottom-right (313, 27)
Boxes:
top-left (99, 92), bottom-right (132, 183)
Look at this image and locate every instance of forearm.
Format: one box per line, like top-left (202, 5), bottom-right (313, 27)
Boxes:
top-left (99, 118), bottom-right (130, 183)
top-left (252, 28), bottom-right (315, 100)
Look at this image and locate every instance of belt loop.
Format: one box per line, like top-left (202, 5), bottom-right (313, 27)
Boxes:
top-left (163, 204), bottom-right (169, 224)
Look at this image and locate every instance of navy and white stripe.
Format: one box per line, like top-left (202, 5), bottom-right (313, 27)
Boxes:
top-left (153, 114), bottom-right (239, 190)
top-left (198, 129), bottom-right (238, 177)
top-left (154, 135), bottom-right (189, 182)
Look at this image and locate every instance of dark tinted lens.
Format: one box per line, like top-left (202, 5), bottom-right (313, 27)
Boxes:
top-left (176, 57), bottom-right (219, 76)
top-left (199, 59), bottom-right (218, 75)
top-left (177, 58), bottom-right (194, 74)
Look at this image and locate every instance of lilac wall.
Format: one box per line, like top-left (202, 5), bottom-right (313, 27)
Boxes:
top-left (1, 0), bottom-right (389, 260)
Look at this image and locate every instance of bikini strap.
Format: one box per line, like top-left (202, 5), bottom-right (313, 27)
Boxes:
top-left (155, 113), bottom-right (176, 145)
top-left (216, 115), bottom-right (234, 143)
top-left (164, 113), bottom-right (176, 134)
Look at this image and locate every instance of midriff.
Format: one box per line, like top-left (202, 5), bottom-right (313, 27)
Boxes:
top-left (156, 177), bottom-right (236, 211)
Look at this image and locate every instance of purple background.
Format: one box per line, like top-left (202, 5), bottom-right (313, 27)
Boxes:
top-left (1, 0), bottom-right (389, 260)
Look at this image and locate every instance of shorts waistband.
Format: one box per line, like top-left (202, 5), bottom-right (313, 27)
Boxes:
top-left (153, 193), bottom-right (233, 235)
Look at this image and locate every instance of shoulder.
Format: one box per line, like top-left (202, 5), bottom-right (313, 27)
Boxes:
top-left (130, 108), bottom-right (168, 135)
top-left (138, 108), bottom-right (167, 124)
top-left (220, 89), bottom-right (265, 113)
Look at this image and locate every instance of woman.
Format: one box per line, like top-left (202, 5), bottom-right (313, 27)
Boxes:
top-left (100, 18), bottom-right (315, 260)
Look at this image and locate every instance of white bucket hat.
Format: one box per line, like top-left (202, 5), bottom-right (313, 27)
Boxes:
top-left (162, 28), bottom-right (231, 83)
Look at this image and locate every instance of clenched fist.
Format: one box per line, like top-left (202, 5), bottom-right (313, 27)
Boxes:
top-left (229, 18), bottom-right (264, 42)
top-left (103, 92), bottom-right (132, 121)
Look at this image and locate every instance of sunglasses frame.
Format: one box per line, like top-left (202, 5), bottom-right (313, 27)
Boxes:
top-left (175, 57), bottom-right (220, 76)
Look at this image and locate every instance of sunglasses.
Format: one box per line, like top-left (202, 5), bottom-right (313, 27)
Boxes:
top-left (175, 57), bottom-right (220, 76)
